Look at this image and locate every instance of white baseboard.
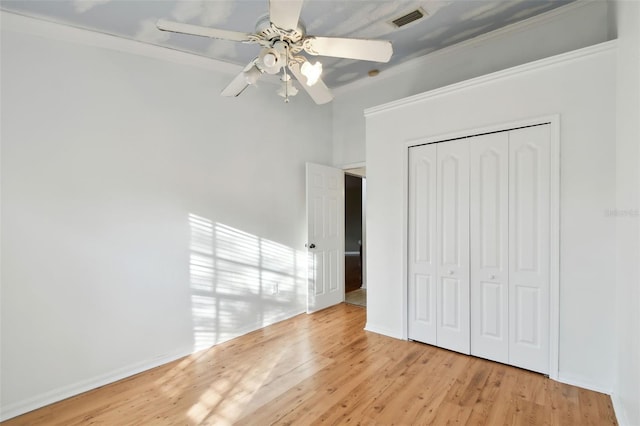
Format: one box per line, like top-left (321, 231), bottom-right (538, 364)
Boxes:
top-left (0, 346), bottom-right (193, 422)
top-left (364, 322), bottom-right (402, 340)
top-left (0, 308), bottom-right (305, 422)
top-left (556, 374), bottom-right (612, 395)
top-left (215, 308), bottom-right (305, 346)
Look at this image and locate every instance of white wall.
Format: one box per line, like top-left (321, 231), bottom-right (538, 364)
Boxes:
top-left (0, 13), bottom-right (332, 420)
top-left (332, 0), bottom-right (611, 167)
top-left (613, 0), bottom-right (640, 424)
top-left (365, 43), bottom-right (617, 392)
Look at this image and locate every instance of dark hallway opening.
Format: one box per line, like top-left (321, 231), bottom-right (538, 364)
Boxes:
top-left (345, 174), bottom-right (363, 298)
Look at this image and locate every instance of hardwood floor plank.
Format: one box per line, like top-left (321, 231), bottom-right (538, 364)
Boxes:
top-left (466, 365), bottom-right (506, 425)
top-left (2, 304), bottom-right (617, 426)
top-left (276, 355), bottom-right (392, 425)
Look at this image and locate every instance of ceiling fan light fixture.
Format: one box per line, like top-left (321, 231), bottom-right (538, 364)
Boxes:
top-left (301, 61), bottom-right (322, 87)
top-left (157, 0), bottom-right (393, 104)
top-left (259, 48), bottom-right (283, 74)
top-left (243, 66), bottom-right (262, 85)
top-left (263, 52), bottom-right (277, 68)
top-left (277, 74), bottom-right (299, 98)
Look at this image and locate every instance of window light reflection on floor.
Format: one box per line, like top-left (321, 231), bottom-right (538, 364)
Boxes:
top-left (186, 213), bottom-right (308, 424)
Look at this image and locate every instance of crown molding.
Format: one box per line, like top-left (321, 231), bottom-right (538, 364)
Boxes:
top-left (333, 0), bottom-right (601, 96)
top-left (0, 10), bottom-right (242, 76)
top-left (364, 40), bottom-right (617, 117)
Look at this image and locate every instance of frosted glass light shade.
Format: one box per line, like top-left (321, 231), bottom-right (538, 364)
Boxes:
top-left (301, 61), bottom-right (322, 86)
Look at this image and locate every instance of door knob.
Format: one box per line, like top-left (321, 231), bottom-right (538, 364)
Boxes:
top-left (489, 274), bottom-right (496, 280)
top-left (308, 243), bottom-right (316, 249)
top-left (448, 270), bottom-right (454, 275)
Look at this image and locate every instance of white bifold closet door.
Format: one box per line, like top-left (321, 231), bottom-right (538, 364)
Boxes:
top-left (409, 124), bottom-right (550, 374)
top-left (470, 132), bottom-right (510, 364)
top-left (507, 125), bottom-right (550, 374)
top-left (408, 140), bottom-right (470, 354)
top-left (436, 140), bottom-right (470, 354)
top-left (408, 144), bottom-right (438, 345)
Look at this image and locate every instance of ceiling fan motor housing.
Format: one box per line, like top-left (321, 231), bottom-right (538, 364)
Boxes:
top-left (255, 14), bottom-right (306, 43)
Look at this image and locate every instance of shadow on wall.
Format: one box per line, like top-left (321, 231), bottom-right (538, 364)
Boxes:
top-left (188, 213), bottom-right (306, 352)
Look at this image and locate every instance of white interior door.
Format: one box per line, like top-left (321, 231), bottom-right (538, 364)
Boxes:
top-left (508, 125), bottom-right (550, 374)
top-left (436, 140), bottom-right (470, 354)
top-left (306, 162), bottom-right (345, 313)
top-left (470, 132), bottom-right (509, 363)
top-left (408, 144), bottom-right (438, 344)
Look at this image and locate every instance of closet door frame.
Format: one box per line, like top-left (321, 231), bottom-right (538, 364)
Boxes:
top-left (401, 115), bottom-right (560, 380)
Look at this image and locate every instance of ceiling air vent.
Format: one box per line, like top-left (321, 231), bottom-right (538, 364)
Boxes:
top-left (391, 8), bottom-right (426, 28)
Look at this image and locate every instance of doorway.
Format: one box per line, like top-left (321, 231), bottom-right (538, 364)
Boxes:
top-left (344, 167), bottom-right (366, 307)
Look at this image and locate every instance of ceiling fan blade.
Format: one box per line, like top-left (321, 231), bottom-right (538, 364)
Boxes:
top-left (220, 73), bottom-right (250, 97)
top-left (304, 36), bottom-right (393, 63)
top-left (156, 19), bottom-right (252, 42)
top-left (269, 0), bottom-right (304, 30)
top-left (221, 62), bottom-right (261, 97)
top-left (288, 61), bottom-right (333, 105)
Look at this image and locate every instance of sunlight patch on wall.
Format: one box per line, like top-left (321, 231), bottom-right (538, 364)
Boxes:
top-left (188, 214), bottom-right (306, 353)
top-left (189, 214), bottom-right (217, 351)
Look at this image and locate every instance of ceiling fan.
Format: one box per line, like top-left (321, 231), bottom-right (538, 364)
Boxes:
top-left (156, 0), bottom-right (393, 104)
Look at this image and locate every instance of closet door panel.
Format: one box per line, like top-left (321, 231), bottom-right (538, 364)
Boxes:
top-left (408, 144), bottom-right (437, 344)
top-left (470, 133), bottom-right (509, 363)
top-left (508, 125), bottom-right (550, 374)
top-left (436, 140), bottom-right (470, 354)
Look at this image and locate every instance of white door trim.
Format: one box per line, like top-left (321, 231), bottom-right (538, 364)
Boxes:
top-left (401, 114), bottom-right (560, 380)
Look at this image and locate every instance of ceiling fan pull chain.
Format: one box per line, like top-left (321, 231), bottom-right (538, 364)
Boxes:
top-left (284, 66), bottom-right (289, 103)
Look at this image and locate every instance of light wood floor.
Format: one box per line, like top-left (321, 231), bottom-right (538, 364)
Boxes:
top-left (3, 303), bottom-right (616, 425)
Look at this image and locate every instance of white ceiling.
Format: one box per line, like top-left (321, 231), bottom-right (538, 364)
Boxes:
top-left (1, 0), bottom-right (574, 88)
